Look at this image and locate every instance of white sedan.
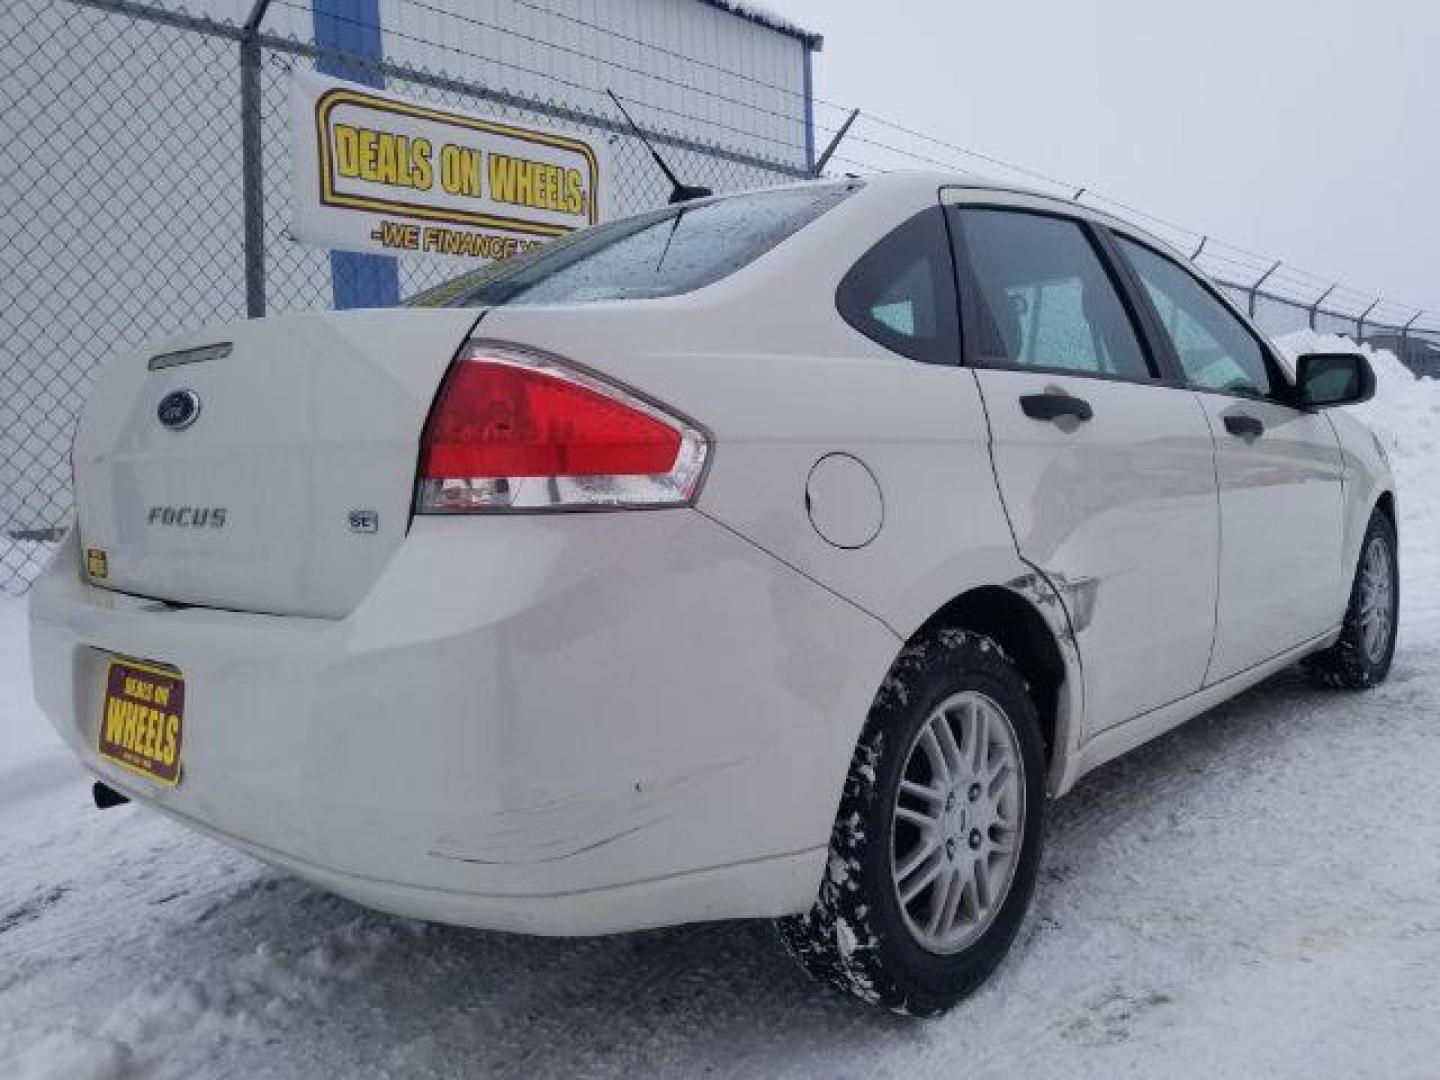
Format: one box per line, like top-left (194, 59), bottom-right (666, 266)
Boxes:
top-left (30, 172), bottom-right (1396, 1015)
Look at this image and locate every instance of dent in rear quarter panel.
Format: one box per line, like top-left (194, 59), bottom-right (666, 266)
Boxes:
top-left (694, 360), bottom-right (1026, 635)
top-left (700, 356), bottom-right (1085, 788)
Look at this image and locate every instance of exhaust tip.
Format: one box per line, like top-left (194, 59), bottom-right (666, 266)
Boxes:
top-left (93, 781), bottom-right (130, 809)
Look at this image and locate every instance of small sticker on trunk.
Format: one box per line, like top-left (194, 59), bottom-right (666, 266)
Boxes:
top-left (348, 509), bottom-right (379, 534)
top-left (86, 548), bottom-right (109, 579)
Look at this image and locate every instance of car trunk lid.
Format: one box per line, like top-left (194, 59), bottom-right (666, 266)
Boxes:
top-left (73, 307), bottom-right (481, 618)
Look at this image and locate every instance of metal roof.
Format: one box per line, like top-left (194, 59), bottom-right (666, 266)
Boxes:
top-left (693, 0), bottom-right (823, 50)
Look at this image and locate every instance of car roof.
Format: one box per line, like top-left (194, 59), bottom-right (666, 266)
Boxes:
top-left (854, 170), bottom-right (1183, 257)
top-left (715, 170), bottom-right (1186, 264)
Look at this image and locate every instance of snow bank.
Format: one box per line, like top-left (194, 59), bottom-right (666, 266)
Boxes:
top-left (0, 594), bottom-right (64, 778)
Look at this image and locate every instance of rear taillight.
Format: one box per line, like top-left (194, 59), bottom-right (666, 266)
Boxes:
top-left (416, 343), bottom-right (709, 512)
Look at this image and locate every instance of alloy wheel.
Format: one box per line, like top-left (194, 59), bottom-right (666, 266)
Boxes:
top-left (890, 690), bottom-right (1025, 954)
top-left (1358, 534), bottom-right (1395, 664)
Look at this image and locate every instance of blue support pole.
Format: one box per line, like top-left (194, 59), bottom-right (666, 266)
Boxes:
top-left (313, 0), bottom-right (400, 308)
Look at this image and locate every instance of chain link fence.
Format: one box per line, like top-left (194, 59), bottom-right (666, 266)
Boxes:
top-left (3, 0), bottom-right (1438, 595)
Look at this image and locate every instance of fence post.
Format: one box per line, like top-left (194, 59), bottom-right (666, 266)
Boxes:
top-left (1356, 298), bottom-right (1380, 343)
top-left (811, 108), bottom-right (859, 178)
top-left (801, 45), bottom-right (815, 174)
top-left (1248, 260), bottom-right (1282, 319)
top-left (1400, 311), bottom-right (1423, 369)
top-left (240, 0), bottom-right (272, 319)
top-left (1308, 283), bottom-right (1337, 331)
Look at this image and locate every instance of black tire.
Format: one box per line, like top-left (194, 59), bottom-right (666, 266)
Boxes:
top-left (775, 629), bottom-right (1046, 1016)
top-left (1304, 510), bottom-right (1399, 690)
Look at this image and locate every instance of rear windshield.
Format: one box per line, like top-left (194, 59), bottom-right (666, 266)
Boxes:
top-left (408, 182), bottom-right (857, 308)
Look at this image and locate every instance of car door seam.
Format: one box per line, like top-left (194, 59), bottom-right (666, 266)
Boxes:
top-left (1192, 394), bottom-right (1225, 687)
top-left (967, 367), bottom-right (1090, 734)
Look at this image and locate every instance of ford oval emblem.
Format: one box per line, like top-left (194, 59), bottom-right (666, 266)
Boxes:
top-left (157, 389), bottom-right (201, 431)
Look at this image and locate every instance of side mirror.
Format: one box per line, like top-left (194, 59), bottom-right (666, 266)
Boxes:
top-left (1295, 352), bottom-right (1376, 409)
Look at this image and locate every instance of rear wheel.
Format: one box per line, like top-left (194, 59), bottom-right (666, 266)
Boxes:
top-left (776, 629), bottom-right (1046, 1016)
top-left (1305, 510), bottom-right (1399, 689)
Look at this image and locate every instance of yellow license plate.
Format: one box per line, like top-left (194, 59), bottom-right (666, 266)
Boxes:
top-left (98, 658), bottom-right (185, 787)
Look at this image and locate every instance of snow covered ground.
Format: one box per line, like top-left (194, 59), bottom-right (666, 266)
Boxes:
top-left (2, 335), bottom-right (1438, 1079)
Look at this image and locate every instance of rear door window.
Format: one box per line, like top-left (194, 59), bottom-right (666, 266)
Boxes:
top-left (950, 208), bottom-right (1155, 381)
top-left (834, 207), bottom-right (960, 364)
top-left (409, 183), bottom-right (856, 308)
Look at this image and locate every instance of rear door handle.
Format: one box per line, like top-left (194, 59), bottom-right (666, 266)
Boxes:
top-left (1223, 414), bottom-right (1264, 438)
top-left (1020, 393), bottom-right (1093, 423)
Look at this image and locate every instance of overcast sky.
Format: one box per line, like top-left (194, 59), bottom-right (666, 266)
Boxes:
top-left (769, 0), bottom-right (1438, 318)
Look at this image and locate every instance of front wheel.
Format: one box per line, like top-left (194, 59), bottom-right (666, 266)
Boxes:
top-left (1305, 510), bottom-right (1399, 689)
top-left (776, 629), bottom-right (1046, 1016)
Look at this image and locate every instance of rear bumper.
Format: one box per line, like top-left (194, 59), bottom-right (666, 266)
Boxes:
top-left (29, 515), bottom-right (898, 934)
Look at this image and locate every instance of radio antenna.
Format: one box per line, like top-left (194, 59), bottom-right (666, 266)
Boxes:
top-left (606, 89), bottom-right (713, 204)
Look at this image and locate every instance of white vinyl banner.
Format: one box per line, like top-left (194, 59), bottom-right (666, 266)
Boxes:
top-left (290, 70), bottom-right (611, 263)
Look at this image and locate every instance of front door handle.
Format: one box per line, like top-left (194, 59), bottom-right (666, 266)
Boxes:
top-left (1020, 392), bottom-right (1093, 423)
top-left (1223, 413), bottom-right (1264, 438)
